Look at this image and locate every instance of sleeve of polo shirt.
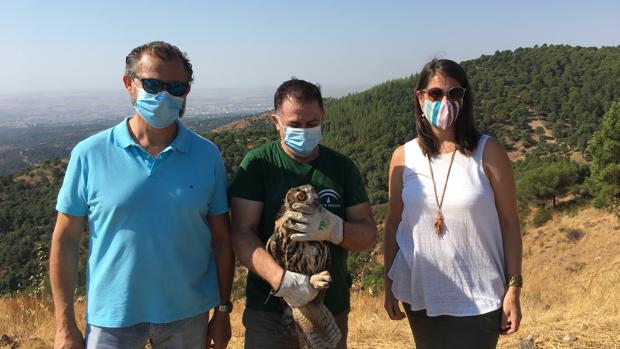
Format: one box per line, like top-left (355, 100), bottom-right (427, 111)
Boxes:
top-left (343, 158), bottom-right (369, 208)
top-left (56, 147), bottom-right (89, 217)
top-left (207, 150), bottom-right (229, 216)
top-left (228, 150), bottom-right (265, 202)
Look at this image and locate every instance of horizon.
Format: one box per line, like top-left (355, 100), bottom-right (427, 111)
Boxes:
top-left (2, 0), bottom-right (619, 95)
top-left (2, 43), bottom-right (619, 98)
top-left (0, 83), bottom-right (372, 125)
top-left (0, 83), bottom-right (372, 99)
top-left (2, 42), bottom-right (618, 125)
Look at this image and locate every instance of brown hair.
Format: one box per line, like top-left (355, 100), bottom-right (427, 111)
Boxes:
top-left (414, 59), bottom-right (480, 157)
top-left (125, 41), bottom-right (194, 83)
top-left (274, 78), bottom-right (324, 112)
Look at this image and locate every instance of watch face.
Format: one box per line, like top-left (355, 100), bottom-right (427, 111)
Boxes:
top-left (217, 302), bottom-right (233, 313)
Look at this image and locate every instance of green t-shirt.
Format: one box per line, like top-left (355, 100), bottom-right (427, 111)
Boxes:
top-left (229, 141), bottom-right (369, 314)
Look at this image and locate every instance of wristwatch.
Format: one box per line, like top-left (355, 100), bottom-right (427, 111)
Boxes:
top-left (215, 301), bottom-right (233, 314)
top-left (505, 274), bottom-right (523, 288)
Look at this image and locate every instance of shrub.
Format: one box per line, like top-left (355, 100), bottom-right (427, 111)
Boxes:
top-left (532, 208), bottom-right (552, 227)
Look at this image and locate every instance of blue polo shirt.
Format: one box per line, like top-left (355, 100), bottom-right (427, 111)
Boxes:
top-left (56, 117), bottom-right (229, 327)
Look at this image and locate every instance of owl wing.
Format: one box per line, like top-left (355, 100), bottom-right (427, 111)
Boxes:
top-left (266, 224), bottom-right (287, 268)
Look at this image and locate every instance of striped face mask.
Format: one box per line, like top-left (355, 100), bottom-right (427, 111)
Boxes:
top-left (423, 100), bottom-right (461, 129)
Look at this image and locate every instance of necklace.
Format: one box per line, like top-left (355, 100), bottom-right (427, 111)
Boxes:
top-left (427, 149), bottom-right (457, 237)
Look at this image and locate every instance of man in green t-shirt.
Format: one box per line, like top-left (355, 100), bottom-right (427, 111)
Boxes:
top-left (229, 78), bottom-right (377, 348)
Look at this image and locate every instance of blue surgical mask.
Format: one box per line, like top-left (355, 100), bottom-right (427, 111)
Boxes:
top-left (281, 124), bottom-right (322, 156)
top-left (133, 88), bottom-right (184, 128)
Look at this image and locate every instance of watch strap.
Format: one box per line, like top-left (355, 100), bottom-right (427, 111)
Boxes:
top-left (215, 301), bottom-right (233, 313)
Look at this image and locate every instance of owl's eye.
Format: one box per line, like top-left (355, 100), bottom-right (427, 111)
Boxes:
top-left (296, 191), bottom-right (307, 201)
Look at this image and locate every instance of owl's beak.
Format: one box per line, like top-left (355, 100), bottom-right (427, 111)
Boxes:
top-left (311, 198), bottom-right (320, 207)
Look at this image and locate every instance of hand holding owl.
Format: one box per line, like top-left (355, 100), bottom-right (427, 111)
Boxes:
top-left (284, 203), bottom-right (344, 244)
top-left (273, 270), bottom-right (331, 307)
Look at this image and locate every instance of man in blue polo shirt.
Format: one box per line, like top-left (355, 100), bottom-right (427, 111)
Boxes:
top-left (49, 41), bottom-right (234, 349)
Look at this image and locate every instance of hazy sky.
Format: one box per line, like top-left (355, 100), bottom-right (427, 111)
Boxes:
top-left (1, 0), bottom-right (618, 95)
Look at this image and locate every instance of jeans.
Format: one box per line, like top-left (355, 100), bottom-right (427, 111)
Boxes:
top-left (85, 312), bottom-right (209, 349)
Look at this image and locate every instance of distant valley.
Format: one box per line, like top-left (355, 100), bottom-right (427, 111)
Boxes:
top-left (0, 88), bottom-right (275, 175)
top-left (0, 114), bottom-right (252, 175)
top-left (0, 85), bottom-right (369, 175)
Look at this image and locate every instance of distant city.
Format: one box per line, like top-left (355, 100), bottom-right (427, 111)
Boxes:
top-left (0, 87), bottom-right (276, 128)
top-left (0, 85), bottom-right (368, 175)
top-left (0, 85), bottom-right (367, 127)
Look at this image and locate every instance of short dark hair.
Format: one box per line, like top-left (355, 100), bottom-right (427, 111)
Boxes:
top-left (125, 41), bottom-right (194, 83)
top-left (414, 59), bottom-right (480, 157)
top-left (274, 78), bottom-right (324, 112)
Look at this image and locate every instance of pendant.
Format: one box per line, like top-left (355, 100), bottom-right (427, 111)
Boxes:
top-left (434, 211), bottom-right (444, 236)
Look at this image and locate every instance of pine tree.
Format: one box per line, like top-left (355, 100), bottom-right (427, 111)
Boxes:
top-left (517, 160), bottom-right (580, 208)
top-left (587, 101), bottom-right (620, 217)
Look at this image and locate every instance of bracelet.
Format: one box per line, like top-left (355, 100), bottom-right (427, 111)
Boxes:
top-left (266, 271), bottom-right (287, 305)
top-left (506, 274), bottom-right (523, 288)
top-left (270, 270), bottom-right (287, 295)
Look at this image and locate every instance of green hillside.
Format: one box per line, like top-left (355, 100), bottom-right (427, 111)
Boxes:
top-left (1, 44), bottom-right (619, 294)
top-left (0, 161), bottom-right (67, 293)
top-left (210, 44), bottom-right (620, 209)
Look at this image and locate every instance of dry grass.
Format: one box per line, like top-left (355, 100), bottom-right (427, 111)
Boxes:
top-left (528, 119), bottom-right (555, 142)
top-left (0, 297), bottom-right (85, 348)
top-left (502, 207), bottom-right (620, 349)
top-left (211, 112), bottom-right (271, 133)
top-left (2, 208), bottom-right (619, 349)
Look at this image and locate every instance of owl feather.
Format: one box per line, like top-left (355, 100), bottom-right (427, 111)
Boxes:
top-left (267, 184), bottom-right (342, 349)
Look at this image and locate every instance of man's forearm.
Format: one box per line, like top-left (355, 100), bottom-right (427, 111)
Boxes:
top-left (232, 228), bottom-right (284, 289)
top-left (50, 237), bottom-right (81, 328)
top-left (207, 214), bottom-right (235, 305)
top-left (212, 238), bottom-right (234, 304)
top-left (339, 220), bottom-right (378, 252)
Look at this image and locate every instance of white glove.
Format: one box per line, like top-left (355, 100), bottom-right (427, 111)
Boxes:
top-left (284, 203), bottom-right (344, 244)
top-left (274, 270), bottom-right (327, 307)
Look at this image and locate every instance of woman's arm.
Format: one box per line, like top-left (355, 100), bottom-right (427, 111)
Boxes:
top-left (384, 145), bottom-right (406, 320)
top-left (483, 137), bottom-right (523, 335)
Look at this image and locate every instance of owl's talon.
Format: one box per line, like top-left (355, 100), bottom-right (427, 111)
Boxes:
top-left (309, 271), bottom-right (331, 289)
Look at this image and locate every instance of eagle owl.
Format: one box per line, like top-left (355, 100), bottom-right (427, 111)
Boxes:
top-left (267, 184), bottom-right (342, 349)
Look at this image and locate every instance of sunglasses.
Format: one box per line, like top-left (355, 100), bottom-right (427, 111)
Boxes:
top-left (134, 76), bottom-right (189, 97)
top-left (420, 87), bottom-right (466, 101)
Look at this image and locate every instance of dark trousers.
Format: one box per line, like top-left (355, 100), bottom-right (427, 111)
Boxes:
top-left (403, 304), bottom-right (501, 349)
top-left (242, 308), bottom-right (349, 349)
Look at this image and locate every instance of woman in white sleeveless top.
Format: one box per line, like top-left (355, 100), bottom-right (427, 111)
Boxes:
top-left (383, 59), bottom-right (522, 349)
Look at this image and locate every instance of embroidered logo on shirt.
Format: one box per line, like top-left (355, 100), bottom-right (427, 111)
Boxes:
top-left (318, 189), bottom-right (341, 209)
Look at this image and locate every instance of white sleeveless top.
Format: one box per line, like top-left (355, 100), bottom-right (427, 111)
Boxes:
top-left (388, 135), bottom-right (505, 316)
